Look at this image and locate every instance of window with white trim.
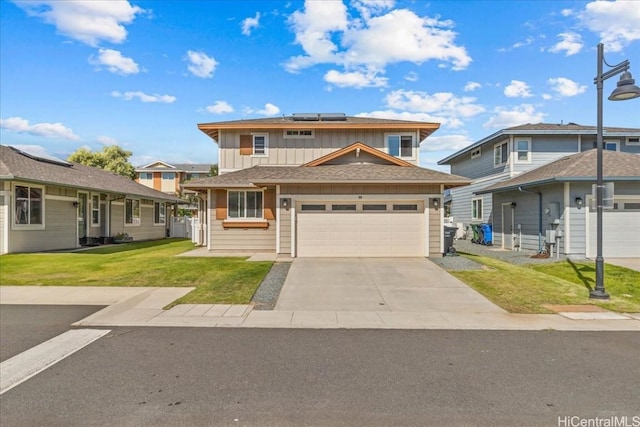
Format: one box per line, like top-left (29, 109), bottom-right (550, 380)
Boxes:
top-left (91, 194), bottom-right (100, 226)
top-left (472, 198), bottom-right (483, 220)
top-left (228, 191), bottom-right (263, 219)
top-left (154, 202), bottom-right (166, 224)
top-left (626, 137), bottom-right (640, 146)
top-left (591, 140), bottom-right (620, 151)
top-left (162, 172), bottom-right (175, 180)
top-left (139, 172), bottom-right (152, 180)
top-left (125, 198), bottom-right (141, 225)
top-left (471, 147), bottom-right (481, 159)
top-left (283, 129), bottom-right (314, 139)
top-left (494, 141), bottom-right (509, 166)
top-left (515, 138), bottom-right (531, 163)
top-left (253, 134), bottom-right (268, 156)
top-left (386, 133), bottom-right (414, 158)
top-left (14, 184), bottom-right (43, 226)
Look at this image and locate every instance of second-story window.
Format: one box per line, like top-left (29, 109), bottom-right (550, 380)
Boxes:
top-left (515, 138), bottom-right (531, 163)
top-left (162, 172), bottom-right (175, 181)
top-left (139, 172), bottom-right (152, 180)
top-left (386, 134), bottom-right (413, 158)
top-left (240, 134), bottom-right (269, 156)
top-left (494, 141), bottom-right (509, 167)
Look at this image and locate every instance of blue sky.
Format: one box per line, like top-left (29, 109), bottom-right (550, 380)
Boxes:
top-left (1, 0), bottom-right (639, 172)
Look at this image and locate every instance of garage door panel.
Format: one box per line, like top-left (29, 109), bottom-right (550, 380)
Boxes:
top-left (588, 210), bottom-right (640, 258)
top-left (297, 212), bottom-right (425, 257)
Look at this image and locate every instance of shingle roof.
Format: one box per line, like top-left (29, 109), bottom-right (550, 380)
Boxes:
top-left (197, 115), bottom-right (441, 143)
top-left (476, 149), bottom-right (640, 194)
top-left (136, 161), bottom-right (212, 172)
top-left (182, 164), bottom-right (470, 189)
top-left (438, 123), bottom-right (640, 165)
top-left (1, 145), bottom-right (179, 202)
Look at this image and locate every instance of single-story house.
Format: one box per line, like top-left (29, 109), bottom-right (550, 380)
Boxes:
top-left (0, 145), bottom-right (179, 254)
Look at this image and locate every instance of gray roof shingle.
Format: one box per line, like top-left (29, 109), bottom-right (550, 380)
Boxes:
top-left (183, 163), bottom-right (470, 189)
top-left (1, 145), bottom-right (179, 202)
top-left (477, 149), bottom-right (640, 194)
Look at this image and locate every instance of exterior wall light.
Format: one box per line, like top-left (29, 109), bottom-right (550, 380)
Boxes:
top-left (432, 199), bottom-right (439, 209)
top-left (510, 202), bottom-right (517, 208)
top-left (575, 197), bottom-right (583, 208)
top-left (73, 201), bottom-right (79, 207)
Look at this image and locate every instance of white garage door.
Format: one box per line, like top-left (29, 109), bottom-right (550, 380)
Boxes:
top-left (587, 201), bottom-right (640, 258)
top-left (297, 210), bottom-right (425, 257)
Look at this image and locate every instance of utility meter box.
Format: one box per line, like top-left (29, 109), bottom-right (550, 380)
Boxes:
top-left (545, 229), bottom-right (556, 242)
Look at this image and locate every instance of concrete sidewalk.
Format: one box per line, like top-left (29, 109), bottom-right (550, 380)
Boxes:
top-left (1, 286), bottom-right (639, 331)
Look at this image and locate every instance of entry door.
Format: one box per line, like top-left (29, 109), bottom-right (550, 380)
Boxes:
top-left (77, 193), bottom-right (87, 240)
top-left (502, 204), bottom-right (514, 250)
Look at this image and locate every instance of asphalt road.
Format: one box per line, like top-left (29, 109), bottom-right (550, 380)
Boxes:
top-left (0, 304), bottom-right (105, 362)
top-left (1, 326), bottom-right (639, 426)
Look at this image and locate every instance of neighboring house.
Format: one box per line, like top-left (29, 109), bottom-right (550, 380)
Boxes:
top-left (135, 161), bottom-right (213, 195)
top-left (0, 145), bottom-right (179, 254)
top-left (437, 123), bottom-right (640, 257)
top-left (182, 113), bottom-right (470, 257)
top-left (476, 150), bottom-right (640, 258)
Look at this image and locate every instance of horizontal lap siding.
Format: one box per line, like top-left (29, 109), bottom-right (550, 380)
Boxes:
top-left (280, 207), bottom-right (291, 254)
top-left (11, 199), bottom-right (77, 252)
top-left (0, 194), bottom-right (6, 254)
top-left (123, 205), bottom-right (167, 241)
top-left (210, 220), bottom-right (276, 251)
top-left (428, 200), bottom-right (441, 256)
top-left (111, 203), bottom-right (125, 236)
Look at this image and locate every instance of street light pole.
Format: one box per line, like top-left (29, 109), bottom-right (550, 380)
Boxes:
top-left (590, 43), bottom-right (640, 300)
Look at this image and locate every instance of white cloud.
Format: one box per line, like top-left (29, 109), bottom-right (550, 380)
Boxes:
top-left (419, 134), bottom-right (474, 152)
top-left (561, 8), bottom-right (574, 17)
top-left (548, 32), bottom-right (583, 56)
top-left (15, 0), bottom-right (144, 47)
top-left (186, 50), bottom-right (217, 78)
top-left (241, 12), bottom-right (261, 36)
top-left (382, 89), bottom-right (485, 128)
top-left (111, 91), bottom-right (176, 103)
top-left (206, 101), bottom-right (234, 114)
top-left (257, 103), bottom-right (280, 116)
top-left (404, 71), bottom-right (418, 82)
top-left (464, 81), bottom-right (481, 92)
top-left (547, 77), bottom-right (587, 97)
top-left (89, 48), bottom-right (140, 75)
top-left (579, 0), bottom-right (640, 52)
top-left (504, 80), bottom-right (533, 98)
top-left (0, 116), bottom-right (80, 140)
top-left (324, 68), bottom-right (388, 88)
top-left (284, 1), bottom-right (471, 79)
top-left (484, 104), bottom-right (546, 129)
top-left (97, 136), bottom-right (118, 145)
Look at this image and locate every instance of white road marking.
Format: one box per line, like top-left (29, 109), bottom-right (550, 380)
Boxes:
top-left (0, 328), bottom-right (111, 395)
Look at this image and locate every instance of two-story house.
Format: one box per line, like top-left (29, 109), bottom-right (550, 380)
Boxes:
top-left (438, 123), bottom-right (640, 258)
top-left (182, 113), bottom-right (470, 257)
top-left (135, 161), bottom-right (213, 195)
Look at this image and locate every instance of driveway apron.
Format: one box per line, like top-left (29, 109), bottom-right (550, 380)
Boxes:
top-left (275, 258), bottom-right (505, 313)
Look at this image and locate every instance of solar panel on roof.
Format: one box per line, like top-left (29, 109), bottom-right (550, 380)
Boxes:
top-left (291, 113), bottom-right (319, 121)
top-left (319, 113), bottom-right (347, 121)
top-left (10, 146), bottom-right (72, 167)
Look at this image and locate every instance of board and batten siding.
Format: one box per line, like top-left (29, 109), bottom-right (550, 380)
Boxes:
top-left (218, 128), bottom-right (422, 171)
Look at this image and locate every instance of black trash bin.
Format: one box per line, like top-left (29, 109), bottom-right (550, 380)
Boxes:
top-left (443, 226), bottom-right (458, 256)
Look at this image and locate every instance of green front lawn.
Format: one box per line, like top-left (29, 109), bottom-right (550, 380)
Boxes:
top-left (0, 239), bottom-right (272, 305)
top-left (450, 253), bottom-right (640, 313)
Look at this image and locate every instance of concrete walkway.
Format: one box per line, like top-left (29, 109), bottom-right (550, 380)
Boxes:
top-left (1, 286), bottom-right (639, 330)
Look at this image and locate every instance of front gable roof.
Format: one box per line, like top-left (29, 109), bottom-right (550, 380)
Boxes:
top-left (476, 149), bottom-right (640, 194)
top-left (438, 123), bottom-right (640, 165)
top-left (136, 161), bottom-right (212, 173)
top-left (303, 142), bottom-right (413, 167)
top-left (1, 145), bottom-right (179, 202)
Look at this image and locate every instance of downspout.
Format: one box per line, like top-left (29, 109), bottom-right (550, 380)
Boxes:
top-left (518, 186), bottom-right (543, 253)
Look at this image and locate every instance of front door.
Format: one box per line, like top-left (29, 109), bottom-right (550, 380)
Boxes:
top-left (502, 203), bottom-right (514, 250)
top-left (77, 193), bottom-right (87, 243)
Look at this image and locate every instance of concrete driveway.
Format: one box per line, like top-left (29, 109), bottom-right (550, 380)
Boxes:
top-left (275, 258), bottom-right (505, 313)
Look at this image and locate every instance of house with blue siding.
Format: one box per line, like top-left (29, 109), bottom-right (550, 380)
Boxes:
top-left (438, 123), bottom-right (640, 258)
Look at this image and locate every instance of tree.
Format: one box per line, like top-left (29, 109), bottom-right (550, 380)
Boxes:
top-left (68, 145), bottom-right (136, 179)
top-left (209, 164), bottom-right (218, 176)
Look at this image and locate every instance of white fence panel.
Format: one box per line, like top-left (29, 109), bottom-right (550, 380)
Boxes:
top-left (170, 217), bottom-right (192, 238)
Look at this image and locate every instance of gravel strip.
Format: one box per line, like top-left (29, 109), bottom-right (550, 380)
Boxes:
top-left (251, 262), bottom-right (291, 310)
top-left (434, 238), bottom-right (574, 271)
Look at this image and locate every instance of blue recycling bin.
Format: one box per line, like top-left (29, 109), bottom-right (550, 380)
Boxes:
top-left (481, 223), bottom-right (493, 245)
